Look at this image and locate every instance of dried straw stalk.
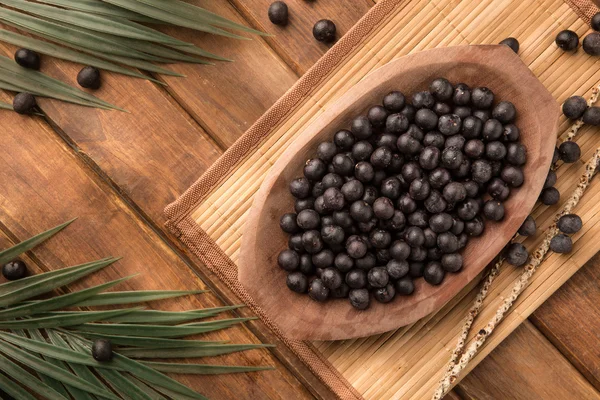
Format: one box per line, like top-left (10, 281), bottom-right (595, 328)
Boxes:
top-left (432, 82), bottom-right (600, 400)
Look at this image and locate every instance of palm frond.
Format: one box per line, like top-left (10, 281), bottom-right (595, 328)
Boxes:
top-left (0, 0), bottom-right (263, 112)
top-left (0, 220), bottom-right (272, 399)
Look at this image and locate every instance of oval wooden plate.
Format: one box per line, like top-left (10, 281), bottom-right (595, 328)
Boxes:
top-left (239, 45), bottom-right (559, 341)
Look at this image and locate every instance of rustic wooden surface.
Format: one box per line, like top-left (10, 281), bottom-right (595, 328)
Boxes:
top-left (0, 0), bottom-right (598, 399)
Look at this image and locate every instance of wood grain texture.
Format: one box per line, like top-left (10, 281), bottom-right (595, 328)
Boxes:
top-left (229, 0), bottom-right (374, 75)
top-left (239, 45), bottom-right (559, 340)
top-left (0, 107), bottom-right (312, 400)
top-left (458, 321), bottom-right (600, 399)
top-left (0, 38), bottom-right (224, 229)
top-left (531, 252), bottom-right (600, 391)
top-left (156, 0), bottom-right (299, 148)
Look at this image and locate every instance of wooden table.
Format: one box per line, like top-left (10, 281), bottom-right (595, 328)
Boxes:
top-left (0, 1), bottom-right (599, 399)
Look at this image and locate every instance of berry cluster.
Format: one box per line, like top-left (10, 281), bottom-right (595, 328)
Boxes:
top-left (278, 78), bottom-right (527, 310)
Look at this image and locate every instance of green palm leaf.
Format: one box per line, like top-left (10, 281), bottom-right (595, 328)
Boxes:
top-left (0, 276), bottom-right (133, 319)
top-left (144, 362), bottom-right (274, 375)
top-left (68, 337), bottom-right (208, 399)
top-left (0, 10), bottom-right (168, 62)
top-left (0, 28), bottom-right (163, 83)
top-left (0, 371), bottom-right (38, 400)
top-left (0, 220), bottom-right (273, 399)
top-left (0, 100), bottom-right (12, 110)
top-left (0, 308), bottom-right (141, 329)
top-left (101, 0), bottom-right (251, 40)
top-left (131, 0), bottom-right (268, 37)
top-left (46, 329), bottom-right (104, 400)
top-left (0, 218), bottom-right (74, 266)
top-left (0, 0), bottom-right (184, 45)
top-left (24, 329), bottom-right (84, 400)
top-left (76, 333), bottom-right (227, 348)
top-left (0, 257), bottom-right (119, 307)
top-left (72, 317), bottom-right (255, 338)
top-left (0, 340), bottom-right (119, 399)
top-left (0, 354), bottom-right (69, 400)
top-left (117, 343), bottom-right (274, 359)
top-left (75, 289), bottom-right (207, 306)
top-left (37, 0), bottom-right (163, 24)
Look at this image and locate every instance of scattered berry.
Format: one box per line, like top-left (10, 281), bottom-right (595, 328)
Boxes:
top-left (77, 66), bottom-right (101, 90)
top-left (92, 339), bottom-right (113, 362)
top-left (562, 96), bottom-right (587, 119)
top-left (550, 234), bottom-right (573, 253)
top-left (557, 214), bottom-right (582, 234)
top-left (2, 259), bottom-right (27, 280)
top-left (313, 19), bottom-right (336, 43)
top-left (505, 243), bottom-right (529, 266)
top-left (555, 30), bottom-right (579, 51)
top-left (14, 48), bottom-right (40, 70)
top-left (13, 92), bottom-right (36, 115)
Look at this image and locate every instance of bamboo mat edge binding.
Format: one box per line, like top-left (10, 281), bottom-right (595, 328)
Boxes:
top-left (165, 1), bottom-right (597, 399)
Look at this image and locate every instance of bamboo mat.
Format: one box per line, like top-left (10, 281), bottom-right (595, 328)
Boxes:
top-left (166, 0), bottom-right (600, 398)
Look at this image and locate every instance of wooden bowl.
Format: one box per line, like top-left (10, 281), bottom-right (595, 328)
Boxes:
top-left (239, 45), bottom-right (559, 340)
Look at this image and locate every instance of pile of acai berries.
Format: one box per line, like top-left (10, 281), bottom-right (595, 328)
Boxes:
top-left (277, 78), bottom-right (527, 310)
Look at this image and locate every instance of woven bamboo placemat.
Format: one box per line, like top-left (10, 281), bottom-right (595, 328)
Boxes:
top-left (166, 0), bottom-right (600, 398)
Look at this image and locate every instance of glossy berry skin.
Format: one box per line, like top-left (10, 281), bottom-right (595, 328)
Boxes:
top-left (13, 92), bottom-right (36, 115)
top-left (2, 259), bottom-right (27, 280)
top-left (505, 243), bottom-right (529, 267)
top-left (313, 19), bottom-right (336, 43)
top-left (77, 66), bottom-right (101, 90)
top-left (499, 37), bottom-right (519, 53)
top-left (518, 215), bottom-right (536, 236)
top-left (557, 214), bottom-right (582, 234)
top-left (308, 278), bottom-right (330, 301)
top-left (583, 32), bottom-right (600, 56)
top-left (550, 234), bottom-right (573, 254)
top-left (14, 48), bottom-right (41, 70)
top-left (539, 187), bottom-right (560, 205)
top-left (555, 30), bottom-right (579, 51)
top-left (563, 95), bottom-right (588, 121)
top-left (558, 141), bottom-right (581, 163)
top-left (583, 107), bottom-right (600, 126)
top-left (349, 288), bottom-right (369, 309)
top-left (268, 1), bottom-right (288, 25)
top-left (593, 12), bottom-right (600, 31)
top-left (92, 339), bottom-right (113, 362)
top-left (423, 261), bottom-right (445, 285)
top-left (287, 272), bottom-right (308, 293)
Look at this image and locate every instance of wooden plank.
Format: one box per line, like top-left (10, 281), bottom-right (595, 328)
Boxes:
top-left (156, 0), bottom-right (299, 148)
top-left (0, 38), bottom-right (224, 228)
top-left (456, 321), bottom-right (600, 399)
top-left (229, 0), bottom-right (374, 75)
top-left (0, 108), bottom-right (313, 400)
top-left (531, 251), bottom-right (600, 391)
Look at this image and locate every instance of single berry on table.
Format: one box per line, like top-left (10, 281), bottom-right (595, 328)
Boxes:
top-left (13, 92), bottom-right (36, 115)
top-left (77, 66), bottom-right (101, 90)
top-left (557, 214), bottom-right (582, 234)
top-left (558, 141), bottom-right (581, 163)
top-left (268, 1), bottom-right (288, 25)
top-left (555, 30), bottom-right (579, 51)
top-left (583, 107), bottom-right (600, 126)
top-left (505, 243), bottom-right (529, 267)
top-left (550, 234), bottom-right (573, 254)
top-left (583, 32), bottom-right (600, 56)
top-left (518, 215), bottom-right (536, 236)
top-left (313, 19), bottom-right (336, 43)
top-left (539, 187), bottom-right (560, 205)
top-left (592, 12), bottom-right (600, 31)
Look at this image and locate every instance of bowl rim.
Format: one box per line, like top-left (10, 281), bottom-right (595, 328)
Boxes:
top-left (239, 45), bottom-right (559, 340)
